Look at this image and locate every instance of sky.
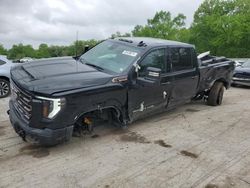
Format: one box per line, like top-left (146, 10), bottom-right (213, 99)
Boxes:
top-left (0, 0), bottom-right (204, 49)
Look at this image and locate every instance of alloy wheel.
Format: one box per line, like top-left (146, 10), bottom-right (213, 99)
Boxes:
top-left (0, 81), bottom-right (10, 97)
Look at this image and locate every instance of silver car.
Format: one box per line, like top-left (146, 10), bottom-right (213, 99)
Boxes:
top-left (0, 55), bottom-right (16, 98)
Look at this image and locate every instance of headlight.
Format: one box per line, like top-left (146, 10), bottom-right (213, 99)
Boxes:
top-left (36, 96), bottom-right (65, 119)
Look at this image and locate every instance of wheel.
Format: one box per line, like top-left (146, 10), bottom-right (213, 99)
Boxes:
top-left (0, 79), bottom-right (10, 98)
top-left (207, 82), bottom-right (224, 106)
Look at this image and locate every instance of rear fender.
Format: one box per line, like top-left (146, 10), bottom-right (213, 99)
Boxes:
top-left (210, 78), bottom-right (229, 89)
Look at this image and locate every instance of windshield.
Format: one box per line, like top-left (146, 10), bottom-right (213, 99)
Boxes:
top-left (79, 40), bottom-right (141, 74)
top-left (242, 61), bottom-right (250, 68)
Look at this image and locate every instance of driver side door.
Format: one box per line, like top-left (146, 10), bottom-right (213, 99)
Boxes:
top-left (128, 48), bottom-right (172, 121)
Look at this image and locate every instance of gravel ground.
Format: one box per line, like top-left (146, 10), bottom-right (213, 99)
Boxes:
top-left (0, 87), bottom-right (250, 188)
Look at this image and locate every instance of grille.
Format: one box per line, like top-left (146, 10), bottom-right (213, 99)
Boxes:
top-left (11, 83), bottom-right (32, 121)
top-left (234, 73), bottom-right (250, 79)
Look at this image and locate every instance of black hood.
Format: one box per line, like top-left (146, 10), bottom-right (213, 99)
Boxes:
top-left (11, 57), bottom-right (113, 95)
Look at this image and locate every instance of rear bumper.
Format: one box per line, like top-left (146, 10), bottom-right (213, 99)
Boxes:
top-left (232, 77), bottom-right (250, 86)
top-left (9, 100), bottom-right (73, 146)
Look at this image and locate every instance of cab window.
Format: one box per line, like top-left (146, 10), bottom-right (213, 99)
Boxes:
top-left (139, 48), bottom-right (166, 76)
top-left (170, 48), bottom-right (193, 71)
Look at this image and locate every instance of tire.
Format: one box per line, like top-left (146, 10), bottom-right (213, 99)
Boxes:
top-left (207, 82), bottom-right (224, 106)
top-left (0, 79), bottom-right (10, 98)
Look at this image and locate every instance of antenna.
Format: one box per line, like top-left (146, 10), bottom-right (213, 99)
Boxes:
top-left (75, 30), bottom-right (79, 57)
top-left (75, 30), bottom-right (79, 72)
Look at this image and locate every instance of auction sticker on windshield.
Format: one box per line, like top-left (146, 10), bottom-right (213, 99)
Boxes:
top-left (122, 50), bottom-right (138, 57)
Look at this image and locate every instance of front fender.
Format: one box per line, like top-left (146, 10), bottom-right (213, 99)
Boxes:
top-left (64, 86), bottom-right (127, 125)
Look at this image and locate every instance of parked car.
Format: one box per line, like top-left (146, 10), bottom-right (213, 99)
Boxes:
top-left (232, 60), bottom-right (250, 87)
top-left (8, 37), bottom-right (235, 145)
top-left (20, 57), bottom-right (33, 63)
top-left (13, 57), bottom-right (33, 64)
top-left (0, 55), bottom-right (16, 98)
top-left (230, 58), bottom-right (249, 67)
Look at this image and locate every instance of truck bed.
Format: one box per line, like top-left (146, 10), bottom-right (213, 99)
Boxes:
top-left (197, 55), bottom-right (235, 93)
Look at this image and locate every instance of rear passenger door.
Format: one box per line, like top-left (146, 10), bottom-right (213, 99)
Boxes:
top-left (168, 47), bottom-right (199, 107)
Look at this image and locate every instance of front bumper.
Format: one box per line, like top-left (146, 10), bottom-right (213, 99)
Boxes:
top-left (232, 77), bottom-right (250, 86)
top-left (8, 100), bottom-right (73, 146)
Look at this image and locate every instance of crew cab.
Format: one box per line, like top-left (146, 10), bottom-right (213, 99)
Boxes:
top-left (8, 37), bottom-right (235, 145)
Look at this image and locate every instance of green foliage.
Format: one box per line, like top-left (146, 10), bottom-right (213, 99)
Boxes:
top-left (8, 44), bottom-right (36, 59)
top-left (190, 0), bottom-right (250, 57)
top-left (73, 39), bottom-right (101, 56)
top-left (132, 11), bottom-right (186, 41)
top-left (175, 28), bottom-right (191, 43)
top-left (37, 44), bottom-right (50, 58)
top-left (3, 40), bottom-right (99, 60)
top-left (0, 44), bottom-right (7, 55)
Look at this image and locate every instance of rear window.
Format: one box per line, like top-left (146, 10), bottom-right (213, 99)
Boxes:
top-left (170, 48), bottom-right (193, 71)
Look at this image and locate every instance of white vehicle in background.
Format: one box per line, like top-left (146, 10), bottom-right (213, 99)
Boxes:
top-left (0, 56), bottom-right (67, 98)
top-left (0, 55), bottom-right (17, 98)
top-left (20, 57), bottom-right (33, 63)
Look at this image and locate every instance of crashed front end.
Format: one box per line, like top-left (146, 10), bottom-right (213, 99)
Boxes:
top-left (8, 77), bottom-right (73, 146)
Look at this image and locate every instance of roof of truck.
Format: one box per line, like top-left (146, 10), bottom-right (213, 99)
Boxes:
top-left (114, 37), bottom-right (194, 48)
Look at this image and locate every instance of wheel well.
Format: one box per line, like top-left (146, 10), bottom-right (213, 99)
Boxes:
top-left (0, 76), bottom-right (10, 82)
top-left (200, 79), bottom-right (228, 99)
top-left (74, 107), bottom-right (123, 126)
top-left (214, 79), bottom-right (229, 89)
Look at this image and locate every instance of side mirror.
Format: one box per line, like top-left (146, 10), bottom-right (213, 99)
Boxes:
top-left (136, 67), bottom-right (161, 86)
top-left (145, 67), bottom-right (161, 80)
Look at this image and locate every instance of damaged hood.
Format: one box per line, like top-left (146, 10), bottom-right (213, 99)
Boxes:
top-left (10, 57), bottom-right (113, 95)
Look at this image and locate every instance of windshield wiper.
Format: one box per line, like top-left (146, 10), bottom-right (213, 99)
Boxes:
top-left (85, 63), bottom-right (104, 71)
top-left (79, 58), bottom-right (104, 71)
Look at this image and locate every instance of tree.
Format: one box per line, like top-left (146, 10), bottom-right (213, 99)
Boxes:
top-left (8, 44), bottom-right (25, 59)
top-left (175, 28), bottom-right (191, 43)
top-left (190, 0), bottom-right (250, 57)
top-left (48, 45), bottom-right (64, 57)
top-left (0, 44), bottom-right (7, 55)
top-left (7, 44), bottom-right (36, 59)
top-left (132, 11), bottom-right (187, 41)
top-left (22, 44), bottom-right (36, 58)
top-left (37, 44), bottom-right (50, 58)
top-left (70, 39), bottom-right (100, 56)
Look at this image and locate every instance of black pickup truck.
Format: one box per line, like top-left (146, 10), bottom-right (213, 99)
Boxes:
top-left (8, 37), bottom-right (235, 145)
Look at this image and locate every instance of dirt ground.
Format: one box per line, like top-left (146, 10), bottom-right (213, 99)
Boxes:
top-left (0, 87), bottom-right (250, 188)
